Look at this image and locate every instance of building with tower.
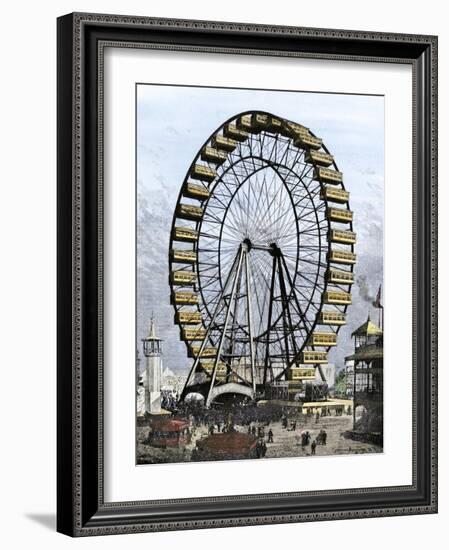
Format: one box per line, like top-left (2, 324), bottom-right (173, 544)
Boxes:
top-left (344, 359), bottom-right (355, 396)
top-left (345, 314), bottom-right (383, 442)
top-left (142, 316), bottom-right (163, 415)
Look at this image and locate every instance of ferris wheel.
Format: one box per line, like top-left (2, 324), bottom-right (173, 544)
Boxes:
top-left (168, 111), bottom-right (356, 407)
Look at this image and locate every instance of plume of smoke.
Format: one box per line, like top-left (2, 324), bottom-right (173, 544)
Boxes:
top-left (357, 273), bottom-right (375, 303)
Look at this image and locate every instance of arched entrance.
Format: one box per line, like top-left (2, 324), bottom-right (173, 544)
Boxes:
top-left (206, 382), bottom-right (255, 408)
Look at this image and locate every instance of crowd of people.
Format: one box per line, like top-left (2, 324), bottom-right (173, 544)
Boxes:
top-left (161, 391), bottom-right (178, 411)
top-left (187, 408), bottom-right (331, 459)
top-left (154, 392), bottom-right (347, 459)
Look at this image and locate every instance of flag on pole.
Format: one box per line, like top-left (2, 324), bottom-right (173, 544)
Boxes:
top-left (372, 285), bottom-right (382, 308)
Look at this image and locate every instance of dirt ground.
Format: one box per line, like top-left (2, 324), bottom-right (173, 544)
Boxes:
top-left (136, 412), bottom-right (382, 464)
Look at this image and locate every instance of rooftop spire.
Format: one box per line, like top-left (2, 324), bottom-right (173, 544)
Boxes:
top-left (143, 312), bottom-right (163, 343)
top-left (148, 313), bottom-right (157, 339)
top-left (351, 312), bottom-right (383, 338)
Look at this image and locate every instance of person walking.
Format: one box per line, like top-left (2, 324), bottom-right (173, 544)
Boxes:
top-left (267, 429), bottom-right (274, 443)
top-left (317, 429), bottom-right (324, 445)
top-left (256, 439), bottom-right (265, 458)
top-left (311, 440), bottom-right (317, 455)
top-left (322, 429), bottom-right (327, 445)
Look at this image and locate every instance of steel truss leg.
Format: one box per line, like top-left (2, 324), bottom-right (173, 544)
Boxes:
top-left (277, 256), bottom-right (292, 371)
top-left (317, 364), bottom-right (327, 383)
top-left (279, 252), bottom-right (326, 383)
top-left (180, 249), bottom-right (241, 401)
top-left (279, 253), bottom-right (309, 335)
top-left (245, 250), bottom-right (257, 395)
top-left (277, 254), bottom-right (300, 369)
top-left (205, 247), bottom-right (245, 408)
top-left (228, 252), bottom-right (244, 383)
top-left (263, 255), bottom-right (277, 386)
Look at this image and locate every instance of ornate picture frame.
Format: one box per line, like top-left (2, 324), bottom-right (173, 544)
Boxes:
top-left (57, 12), bottom-right (437, 536)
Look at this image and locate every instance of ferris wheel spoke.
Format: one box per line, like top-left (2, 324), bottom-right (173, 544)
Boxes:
top-left (253, 175), bottom-right (281, 240)
top-left (248, 273), bottom-right (266, 336)
top-left (294, 250), bottom-right (322, 262)
top-left (266, 132), bottom-right (279, 164)
top-left (199, 283), bottom-right (223, 296)
top-left (276, 234), bottom-right (301, 246)
top-left (300, 200), bottom-right (326, 215)
top-left (251, 254), bottom-right (273, 294)
top-left (251, 267), bottom-right (275, 336)
top-left (294, 201), bottom-right (321, 222)
top-left (221, 217), bottom-right (248, 239)
top-left (275, 137), bottom-right (294, 167)
top-left (263, 134), bottom-right (278, 164)
top-left (281, 254), bottom-right (315, 314)
top-left (197, 247), bottom-right (223, 254)
top-left (260, 182), bottom-right (290, 235)
top-left (295, 256), bottom-right (328, 271)
top-left (294, 187), bottom-right (321, 211)
top-left (295, 269), bottom-right (326, 291)
top-left (197, 266), bottom-right (219, 279)
top-left (249, 267), bottom-right (272, 322)
top-left (250, 171), bottom-right (270, 234)
top-left (236, 152), bottom-right (253, 181)
top-left (246, 135), bottom-right (259, 173)
top-left (230, 196), bottom-right (251, 236)
top-left (296, 157), bottom-right (315, 182)
top-left (225, 159), bottom-right (246, 191)
top-left (296, 197), bottom-right (325, 221)
top-left (203, 209), bottom-right (228, 226)
top-left (272, 184), bottom-right (293, 241)
top-left (240, 171), bottom-right (261, 229)
top-left (260, 130), bottom-right (268, 158)
top-left (276, 210), bottom-right (298, 244)
top-left (290, 167), bottom-right (314, 189)
top-left (209, 189), bottom-right (234, 211)
top-left (290, 249), bottom-right (321, 267)
top-left (221, 216), bottom-right (247, 240)
top-left (199, 232), bottom-right (221, 241)
top-left (219, 244), bottom-right (241, 256)
top-left (297, 216), bottom-right (325, 230)
top-left (263, 203), bottom-right (297, 238)
top-left (287, 141), bottom-right (304, 165)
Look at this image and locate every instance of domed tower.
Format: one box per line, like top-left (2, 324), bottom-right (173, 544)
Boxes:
top-left (142, 316), bottom-right (163, 414)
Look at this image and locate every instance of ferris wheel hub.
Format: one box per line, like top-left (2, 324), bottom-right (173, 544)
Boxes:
top-left (242, 237), bottom-right (252, 251)
top-left (269, 243), bottom-right (282, 257)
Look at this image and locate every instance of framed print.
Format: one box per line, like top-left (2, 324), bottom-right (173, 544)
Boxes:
top-left (57, 12), bottom-right (438, 536)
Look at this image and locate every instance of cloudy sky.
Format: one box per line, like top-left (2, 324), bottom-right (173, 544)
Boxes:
top-left (136, 84), bottom-right (384, 373)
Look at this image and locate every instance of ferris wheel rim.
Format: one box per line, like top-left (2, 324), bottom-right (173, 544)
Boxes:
top-left (167, 110), bottom-right (356, 401)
